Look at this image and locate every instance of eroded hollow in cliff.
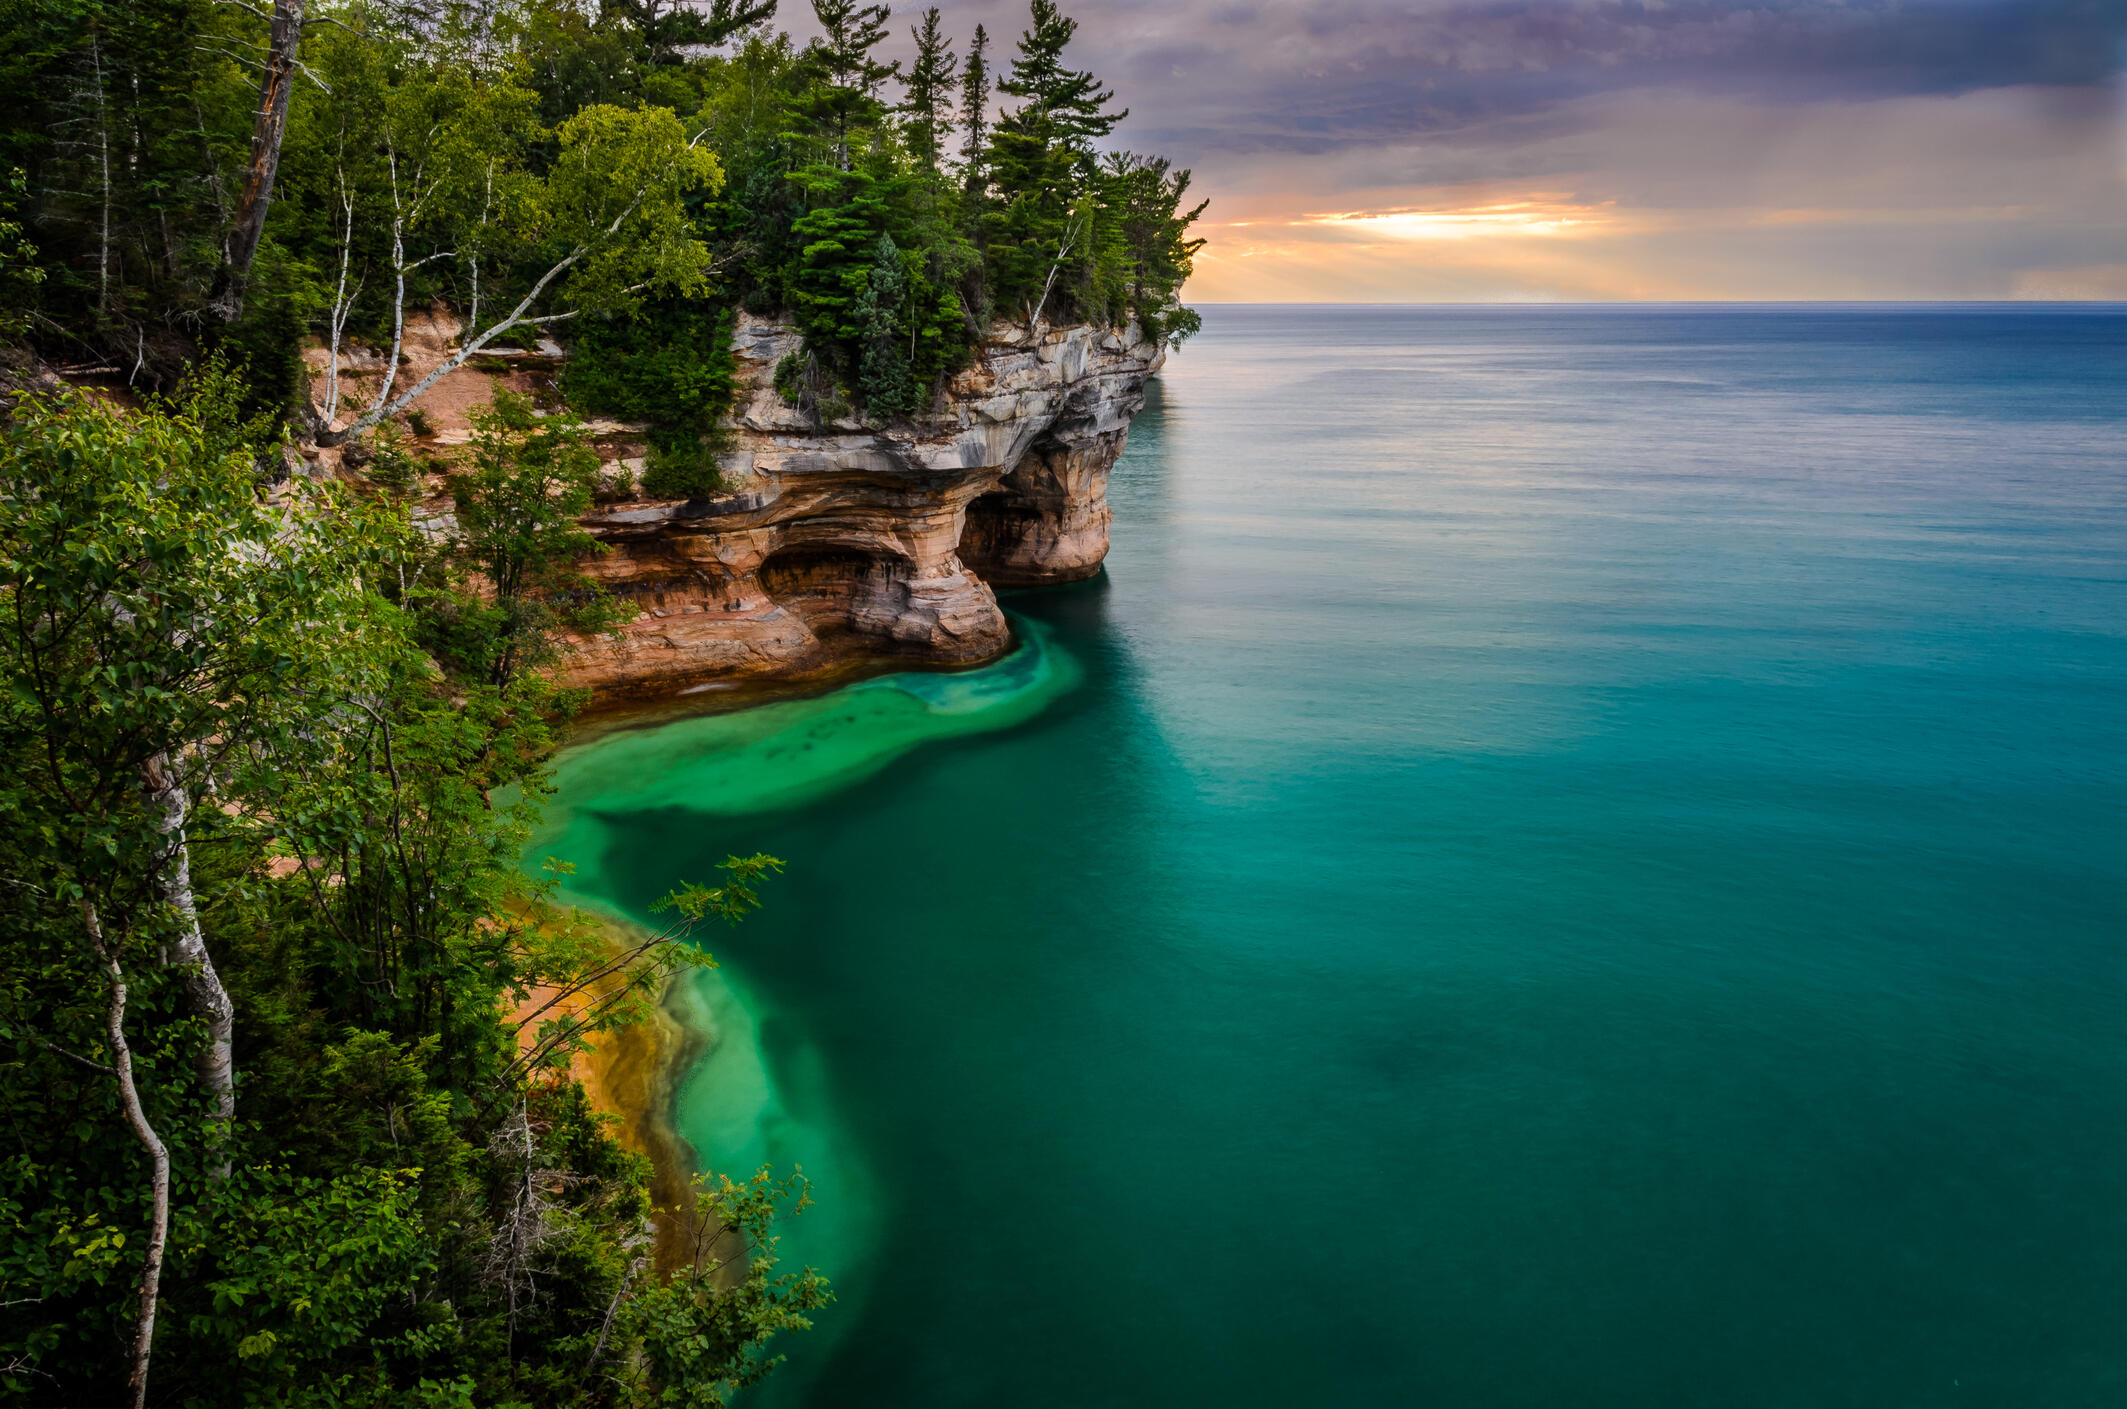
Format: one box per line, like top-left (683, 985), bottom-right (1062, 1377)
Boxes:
top-left (757, 544), bottom-right (905, 639)
top-left (957, 490), bottom-right (1042, 580)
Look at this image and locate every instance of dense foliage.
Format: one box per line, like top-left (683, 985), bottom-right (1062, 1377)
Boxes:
top-left (0, 388), bottom-right (822, 1404)
top-left (0, 0), bottom-right (1199, 1401)
top-left (0, 0), bottom-right (1205, 434)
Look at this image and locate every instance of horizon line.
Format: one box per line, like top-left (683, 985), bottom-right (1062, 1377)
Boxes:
top-left (1181, 299), bottom-right (2127, 307)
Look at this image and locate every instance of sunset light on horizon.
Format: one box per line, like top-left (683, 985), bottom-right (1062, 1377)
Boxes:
top-left (794, 1), bottom-right (2127, 302)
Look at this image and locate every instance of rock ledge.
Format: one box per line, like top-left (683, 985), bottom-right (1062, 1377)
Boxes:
top-left (562, 314), bottom-right (1162, 700)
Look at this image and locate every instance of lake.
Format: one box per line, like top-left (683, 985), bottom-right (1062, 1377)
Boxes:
top-left (534, 304), bottom-right (2127, 1408)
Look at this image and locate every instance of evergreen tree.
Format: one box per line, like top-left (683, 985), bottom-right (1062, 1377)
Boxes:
top-left (812, 0), bottom-right (896, 94)
top-left (1, 0), bottom-right (241, 375)
top-left (804, 0), bottom-right (897, 168)
top-left (898, 8), bottom-right (957, 170)
top-left (787, 172), bottom-right (892, 364)
top-left (1102, 150), bottom-right (1208, 343)
top-left (997, 0), bottom-right (1124, 150)
top-left (854, 232), bottom-right (915, 416)
top-left (958, 22), bottom-right (990, 196)
top-left (608, 0), bottom-right (779, 68)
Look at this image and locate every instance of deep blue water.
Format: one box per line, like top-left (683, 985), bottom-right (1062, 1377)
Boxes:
top-left (543, 305), bottom-right (2127, 1407)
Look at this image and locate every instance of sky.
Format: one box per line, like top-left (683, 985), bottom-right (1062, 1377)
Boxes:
top-left (787, 0), bottom-right (2127, 301)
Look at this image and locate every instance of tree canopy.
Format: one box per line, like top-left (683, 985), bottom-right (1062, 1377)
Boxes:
top-left (0, 0), bottom-right (1206, 428)
top-left (0, 382), bottom-right (825, 1404)
top-left (0, 0), bottom-right (1203, 1400)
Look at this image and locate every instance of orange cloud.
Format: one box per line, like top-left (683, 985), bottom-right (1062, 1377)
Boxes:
top-left (1177, 87), bottom-right (2126, 302)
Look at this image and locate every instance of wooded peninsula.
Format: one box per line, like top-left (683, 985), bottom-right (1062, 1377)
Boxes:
top-left (0, 0), bottom-right (1203, 1402)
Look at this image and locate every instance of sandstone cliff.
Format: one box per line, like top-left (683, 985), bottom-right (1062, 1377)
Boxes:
top-left (561, 315), bottom-right (1162, 700)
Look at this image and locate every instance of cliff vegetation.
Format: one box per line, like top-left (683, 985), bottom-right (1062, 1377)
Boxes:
top-left (0, 0), bottom-right (1200, 1402)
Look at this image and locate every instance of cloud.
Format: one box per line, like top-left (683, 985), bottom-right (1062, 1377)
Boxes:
top-left (778, 1), bottom-right (2127, 299)
top-left (1181, 85), bottom-right (2127, 300)
top-left (1301, 198), bottom-right (1619, 240)
top-left (848, 1), bottom-right (2127, 156)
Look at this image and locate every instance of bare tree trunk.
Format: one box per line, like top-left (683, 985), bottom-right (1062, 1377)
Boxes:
top-left (363, 143), bottom-right (450, 428)
top-left (142, 751), bottom-right (236, 1179)
top-left (581, 1246), bottom-right (646, 1377)
top-left (320, 225), bottom-right (593, 445)
top-left (316, 128), bottom-right (702, 444)
top-left (216, 0), bottom-right (305, 321)
top-left (82, 900), bottom-right (170, 1409)
top-left (1026, 211), bottom-right (1084, 343)
top-left (376, 157), bottom-right (410, 415)
top-left (87, 32), bottom-right (113, 316)
top-left (323, 174), bottom-right (360, 427)
top-left (467, 158), bottom-right (494, 334)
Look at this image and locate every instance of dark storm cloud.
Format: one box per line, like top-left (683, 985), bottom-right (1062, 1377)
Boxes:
top-left (855, 0), bottom-right (2127, 156)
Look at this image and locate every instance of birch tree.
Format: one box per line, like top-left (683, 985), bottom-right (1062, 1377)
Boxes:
top-left (0, 390), bottom-right (393, 1404)
top-left (305, 87), bottom-right (721, 442)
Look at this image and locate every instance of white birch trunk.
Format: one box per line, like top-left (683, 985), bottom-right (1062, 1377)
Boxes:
top-left (82, 900), bottom-right (170, 1409)
top-left (141, 752), bottom-right (236, 1179)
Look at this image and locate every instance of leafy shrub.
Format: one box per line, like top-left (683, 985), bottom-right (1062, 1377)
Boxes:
top-left (773, 352), bottom-right (806, 404)
top-left (361, 423), bottom-right (423, 494)
top-left (640, 442), bottom-right (727, 501)
top-left (562, 302), bottom-right (736, 473)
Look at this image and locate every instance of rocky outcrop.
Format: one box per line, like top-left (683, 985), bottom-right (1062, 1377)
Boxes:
top-left (562, 314), bottom-right (1161, 700)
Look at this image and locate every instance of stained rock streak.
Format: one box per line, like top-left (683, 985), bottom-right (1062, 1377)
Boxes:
top-left (562, 315), bottom-right (1161, 699)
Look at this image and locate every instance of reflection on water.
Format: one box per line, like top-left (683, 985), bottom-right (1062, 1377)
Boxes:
top-left (536, 306), bottom-right (2127, 1409)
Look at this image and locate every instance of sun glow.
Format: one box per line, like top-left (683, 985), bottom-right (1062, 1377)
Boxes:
top-left (1304, 201), bottom-right (1611, 239)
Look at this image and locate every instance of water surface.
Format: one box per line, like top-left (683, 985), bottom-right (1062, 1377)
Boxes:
top-left (537, 305), bottom-right (2127, 1408)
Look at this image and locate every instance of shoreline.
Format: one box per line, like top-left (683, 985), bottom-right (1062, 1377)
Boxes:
top-left (566, 623), bottom-right (1025, 735)
top-left (580, 969), bottom-right (716, 1274)
top-left (535, 618), bottom-right (1080, 1281)
top-left (510, 915), bottom-right (712, 1273)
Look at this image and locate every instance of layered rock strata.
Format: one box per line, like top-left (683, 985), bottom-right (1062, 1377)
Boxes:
top-left (561, 314), bottom-right (1160, 700)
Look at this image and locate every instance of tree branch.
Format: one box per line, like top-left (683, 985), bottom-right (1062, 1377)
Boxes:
top-left (81, 901), bottom-right (170, 1409)
top-left (26, 1030), bottom-right (116, 1077)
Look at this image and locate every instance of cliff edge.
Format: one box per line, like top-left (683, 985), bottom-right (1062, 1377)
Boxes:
top-left (560, 314), bottom-right (1161, 700)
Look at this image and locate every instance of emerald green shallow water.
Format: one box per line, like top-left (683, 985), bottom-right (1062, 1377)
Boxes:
top-left (532, 306), bottom-right (2127, 1407)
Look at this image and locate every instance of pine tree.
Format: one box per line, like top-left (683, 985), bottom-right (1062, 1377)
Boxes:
top-left (811, 0), bottom-right (896, 100)
top-left (898, 8), bottom-right (957, 170)
top-left (855, 232), bottom-right (914, 416)
top-left (958, 22), bottom-right (990, 195)
top-left (997, 0), bottom-right (1124, 150)
top-left (610, 0), bottom-right (779, 68)
top-left (805, 0), bottom-right (898, 168)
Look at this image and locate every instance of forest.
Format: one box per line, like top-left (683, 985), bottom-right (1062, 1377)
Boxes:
top-left (1, 0), bottom-right (1203, 486)
top-left (0, 0), bottom-right (1202, 1403)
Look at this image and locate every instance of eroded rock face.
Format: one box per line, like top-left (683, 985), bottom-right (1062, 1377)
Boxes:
top-left (562, 314), bottom-right (1161, 700)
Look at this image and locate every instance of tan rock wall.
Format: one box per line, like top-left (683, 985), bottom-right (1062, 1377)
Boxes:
top-left (560, 314), bottom-right (1162, 700)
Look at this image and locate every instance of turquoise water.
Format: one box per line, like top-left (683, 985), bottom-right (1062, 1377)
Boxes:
top-left (535, 305), bottom-right (2127, 1407)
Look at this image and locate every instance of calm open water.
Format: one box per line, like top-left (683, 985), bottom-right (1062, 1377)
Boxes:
top-left (534, 305), bottom-right (2127, 1407)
